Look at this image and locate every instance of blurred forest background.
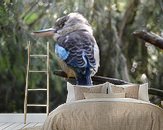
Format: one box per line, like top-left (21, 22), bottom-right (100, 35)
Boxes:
top-left (0, 0), bottom-right (163, 113)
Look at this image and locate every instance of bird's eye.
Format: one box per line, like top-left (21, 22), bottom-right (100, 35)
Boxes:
top-left (59, 23), bottom-right (64, 28)
top-left (55, 15), bottom-right (68, 29)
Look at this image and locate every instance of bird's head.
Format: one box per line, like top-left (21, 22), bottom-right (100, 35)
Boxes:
top-left (32, 12), bottom-right (93, 40)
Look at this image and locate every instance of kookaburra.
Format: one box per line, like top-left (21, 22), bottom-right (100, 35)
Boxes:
top-left (33, 12), bottom-right (100, 85)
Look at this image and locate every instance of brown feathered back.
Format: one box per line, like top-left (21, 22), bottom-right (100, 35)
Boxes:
top-left (54, 13), bottom-right (100, 78)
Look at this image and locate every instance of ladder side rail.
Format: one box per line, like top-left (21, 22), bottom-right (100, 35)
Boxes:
top-left (24, 41), bottom-right (31, 124)
top-left (46, 42), bottom-right (50, 115)
top-left (24, 42), bottom-right (50, 123)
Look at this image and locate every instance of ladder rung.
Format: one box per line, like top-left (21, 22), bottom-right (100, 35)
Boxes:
top-left (29, 70), bottom-right (47, 73)
top-left (30, 54), bottom-right (47, 57)
top-left (28, 88), bottom-right (47, 91)
top-left (24, 42), bottom-right (50, 124)
top-left (27, 104), bottom-right (47, 107)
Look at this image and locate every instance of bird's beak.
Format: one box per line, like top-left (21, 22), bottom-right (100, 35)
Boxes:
top-left (32, 28), bottom-right (56, 37)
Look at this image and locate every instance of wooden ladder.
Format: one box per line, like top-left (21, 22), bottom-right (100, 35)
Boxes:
top-left (24, 41), bottom-right (50, 124)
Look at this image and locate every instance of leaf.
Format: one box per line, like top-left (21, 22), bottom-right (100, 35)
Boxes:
top-left (0, 5), bottom-right (9, 25)
top-left (5, 0), bottom-right (10, 4)
top-left (24, 13), bottom-right (38, 25)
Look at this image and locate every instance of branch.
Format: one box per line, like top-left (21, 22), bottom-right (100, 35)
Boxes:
top-left (133, 30), bottom-right (163, 49)
top-left (149, 88), bottom-right (163, 98)
top-left (53, 70), bottom-right (163, 98)
top-left (53, 70), bottom-right (129, 85)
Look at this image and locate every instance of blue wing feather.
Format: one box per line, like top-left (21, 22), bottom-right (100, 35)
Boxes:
top-left (55, 44), bottom-right (69, 60)
top-left (55, 31), bottom-right (98, 85)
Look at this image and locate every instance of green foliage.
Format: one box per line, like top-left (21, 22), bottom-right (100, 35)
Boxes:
top-left (0, 0), bottom-right (163, 112)
top-left (24, 13), bottom-right (39, 25)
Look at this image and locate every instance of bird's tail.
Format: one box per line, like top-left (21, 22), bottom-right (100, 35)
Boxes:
top-left (76, 67), bottom-right (92, 85)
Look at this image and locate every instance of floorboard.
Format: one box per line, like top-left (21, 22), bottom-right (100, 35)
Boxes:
top-left (0, 123), bottom-right (14, 130)
top-left (3, 123), bottom-right (21, 130)
top-left (0, 113), bottom-right (45, 130)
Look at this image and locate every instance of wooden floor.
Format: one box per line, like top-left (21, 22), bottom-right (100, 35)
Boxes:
top-left (0, 122), bottom-right (43, 130)
top-left (0, 113), bottom-right (46, 130)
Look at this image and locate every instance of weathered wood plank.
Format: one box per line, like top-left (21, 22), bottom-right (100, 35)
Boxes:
top-left (12, 123), bottom-right (29, 130)
top-left (0, 113), bottom-right (46, 123)
top-left (0, 123), bottom-right (41, 130)
top-left (35, 123), bottom-right (43, 127)
top-left (0, 123), bottom-right (14, 129)
top-left (0, 123), bottom-right (6, 127)
top-left (0, 123), bottom-right (6, 130)
top-left (3, 123), bottom-right (21, 130)
top-left (23, 123), bottom-right (38, 129)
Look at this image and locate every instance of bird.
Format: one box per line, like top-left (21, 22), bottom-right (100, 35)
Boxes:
top-left (33, 12), bottom-right (100, 85)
